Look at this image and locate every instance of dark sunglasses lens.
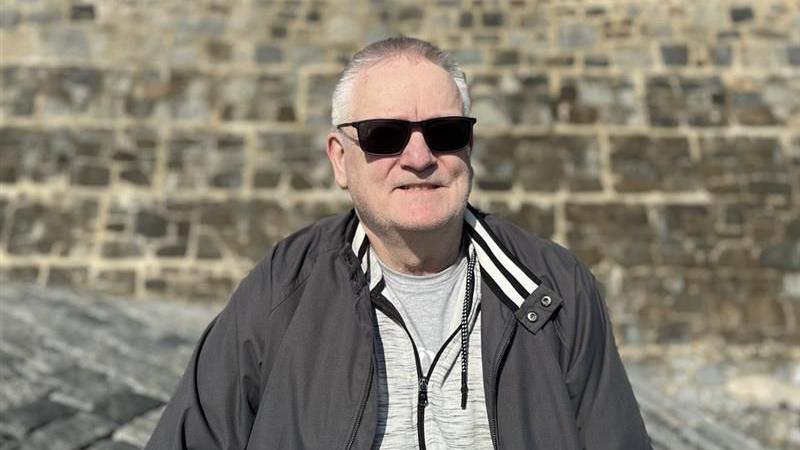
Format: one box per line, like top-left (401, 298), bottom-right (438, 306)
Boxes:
top-left (424, 118), bottom-right (473, 152)
top-left (359, 121), bottom-right (409, 155)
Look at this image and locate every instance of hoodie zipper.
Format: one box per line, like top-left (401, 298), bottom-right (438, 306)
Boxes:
top-left (373, 295), bottom-right (461, 450)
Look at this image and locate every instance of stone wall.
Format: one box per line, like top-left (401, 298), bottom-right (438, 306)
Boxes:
top-left (1, 0), bottom-right (798, 345)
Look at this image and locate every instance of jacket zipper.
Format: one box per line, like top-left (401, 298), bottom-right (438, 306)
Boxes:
top-left (489, 317), bottom-right (517, 450)
top-left (344, 355), bottom-right (374, 450)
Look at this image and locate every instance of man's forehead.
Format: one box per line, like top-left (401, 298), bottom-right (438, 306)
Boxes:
top-left (349, 54), bottom-right (462, 118)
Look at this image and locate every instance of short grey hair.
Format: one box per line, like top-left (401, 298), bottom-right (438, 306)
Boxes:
top-left (330, 36), bottom-right (471, 126)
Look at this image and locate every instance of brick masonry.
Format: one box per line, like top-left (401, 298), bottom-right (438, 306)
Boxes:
top-left (0, 0), bottom-right (799, 345)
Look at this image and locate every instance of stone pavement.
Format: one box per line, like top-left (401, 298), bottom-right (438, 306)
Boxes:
top-left (0, 283), bottom-right (790, 449)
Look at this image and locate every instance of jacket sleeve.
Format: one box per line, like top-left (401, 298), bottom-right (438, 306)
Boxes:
top-left (145, 256), bottom-right (272, 449)
top-left (560, 262), bottom-right (652, 450)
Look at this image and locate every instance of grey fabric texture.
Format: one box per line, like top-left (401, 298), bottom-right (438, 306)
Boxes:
top-left (375, 251), bottom-right (467, 372)
top-left (370, 248), bottom-right (493, 449)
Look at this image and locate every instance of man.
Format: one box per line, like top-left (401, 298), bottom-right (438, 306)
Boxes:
top-left (147, 37), bottom-right (650, 449)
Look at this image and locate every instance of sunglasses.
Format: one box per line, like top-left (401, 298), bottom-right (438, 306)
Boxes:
top-left (336, 116), bottom-right (477, 156)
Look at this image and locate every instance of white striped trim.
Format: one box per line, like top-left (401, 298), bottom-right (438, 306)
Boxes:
top-left (350, 209), bottom-right (539, 308)
top-left (464, 208), bottom-right (539, 307)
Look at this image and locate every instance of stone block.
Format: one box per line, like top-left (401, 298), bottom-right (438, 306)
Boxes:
top-left (459, 11), bottom-right (473, 27)
top-left (46, 267), bottom-right (90, 290)
top-left (699, 137), bottom-right (786, 194)
top-left (0, 8), bottom-right (19, 28)
top-left (473, 134), bottom-right (516, 190)
top-left (49, 365), bottom-right (124, 411)
top-left (8, 198), bottom-right (98, 256)
top-left (218, 74), bottom-right (295, 122)
top-left (730, 7), bottom-right (754, 23)
top-left (611, 45), bottom-right (653, 68)
top-left (101, 241), bottom-right (144, 259)
top-left (659, 205), bottom-right (713, 265)
top-left (111, 407), bottom-right (163, 447)
top-left (610, 135), bottom-right (698, 192)
top-left (710, 45), bottom-right (732, 66)
top-left (92, 390), bottom-right (162, 425)
top-left (206, 39), bottom-right (233, 62)
top-left (789, 46), bottom-right (800, 66)
top-left (163, 71), bottom-right (212, 120)
top-left (70, 4), bottom-right (95, 22)
top-left (166, 132), bottom-right (244, 190)
top-left (661, 45), bottom-right (688, 66)
top-left (556, 76), bottom-right (641, 125)
top-left (123, 71), bottom-right (165, 118)
top-left (41, 26), bottom-right (90, 61)
top-left (646, 76), bottom-right (727, 127)
top-left (257, 131), bottom-right (329, 188)
top-left (0, 266), bottom-right (38, 284)
top-left (95, 270), bottom-right (137, 296)
top-left (26, 412), bottom-right (116, 450)
top-left (566, 203), bottom-right (653, 266)
top-left (727, 77), bottom-right (786, 126)
top-left (72, 165), bottom-right (110, 186)
top-left (1, 67), bottom-right (46, 116)
top-left (156, 241), bottom-right (188, 257)
top-left (502, 74), bottom-right (550, 125)
top-left (0, 397), bottom-right (76, 438)
top-left (482, 11), bottom-right (503, 27)
top-left (135, 211), bottom-right (167, 238)
top-left (197, 234), bottom-right (222, 259)
top-left (760, 242), bottom-right (800, 270)
top-left (646, 77), bottom-right (680, 127)
top-left (518, 135), bottom-right (602, 192)
top-left (87, 440), bottom-right (139, 450)
top-left (305, 72), bottom-right (338, 126)
top-left (558, 21), bottom-right (598, 48)
top-left (0, 128), bottom-right (42, 183)
top-left (584, 54), bottom-right (609, 67)
top-left (255, 44), bottom-right (282, 63)
top-left (488, 202), bottom-right (555, 239)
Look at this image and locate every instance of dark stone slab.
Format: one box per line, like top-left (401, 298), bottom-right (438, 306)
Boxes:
top-left (760, 242), bottom-right (800, 270)
top-left (730, 7), bottom-right (754, 22)
top-left (93, 390), bottom-right (163, 425)
top-left (254, 44), bottom-right (282, 63)
top-left (87, 440), bottom-right (139, 450)
top-left (70, 4), bottom-right (95, 21)
top-left (0, 398), bottom-right (76, 438)
top-left (483, 11), bottom-right (503, 26)
top-left (25, 412), bottom-right (116, 450)
top-left (661, 45), bottom-right (688, 66)
top-left (566, 203), bottom-right (653, 266)
top-left (610, 135), bottom-right (698, 192)
top-left (789, 46), bottom-right (800, 66)
top-left (135, 212), bottom-right (167, 238)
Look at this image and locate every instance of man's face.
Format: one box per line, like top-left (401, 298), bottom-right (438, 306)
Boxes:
top-left (326, 56), bottom-right (473, 235)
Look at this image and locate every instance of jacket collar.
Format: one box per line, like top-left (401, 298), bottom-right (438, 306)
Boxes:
top-left (346, 204), bottom-right (541, 311)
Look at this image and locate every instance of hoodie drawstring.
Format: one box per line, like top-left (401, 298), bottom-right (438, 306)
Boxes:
top-left (460, 248), bottom-right (476, 410)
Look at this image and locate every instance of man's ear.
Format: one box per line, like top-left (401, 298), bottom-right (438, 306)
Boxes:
top-left (326, 132), bottom-right (348, 189)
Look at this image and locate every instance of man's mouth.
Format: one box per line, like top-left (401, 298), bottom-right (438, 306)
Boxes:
top-left (397, 183), bottom-right (440, 190)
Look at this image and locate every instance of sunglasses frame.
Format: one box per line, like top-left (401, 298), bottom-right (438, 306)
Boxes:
top-left (336, 116), bottom-right (477, 156)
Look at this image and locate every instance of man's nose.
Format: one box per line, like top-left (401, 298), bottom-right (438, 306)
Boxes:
top-left (398, 130), bottom-right (435, 171)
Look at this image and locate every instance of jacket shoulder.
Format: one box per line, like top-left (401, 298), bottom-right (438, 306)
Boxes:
top-left (261, 210), bottom-right (355, 306)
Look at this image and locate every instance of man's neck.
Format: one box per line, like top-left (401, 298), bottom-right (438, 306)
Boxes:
top-left (363, 219), bottom-right (464, 276)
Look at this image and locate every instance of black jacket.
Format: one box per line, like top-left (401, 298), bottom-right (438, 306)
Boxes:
top-left (146, 206), bottom-right (651, 449)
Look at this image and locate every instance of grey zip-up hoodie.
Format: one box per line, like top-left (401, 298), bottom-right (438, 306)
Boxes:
top-left (146, 205), bottom-right (651, 449)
